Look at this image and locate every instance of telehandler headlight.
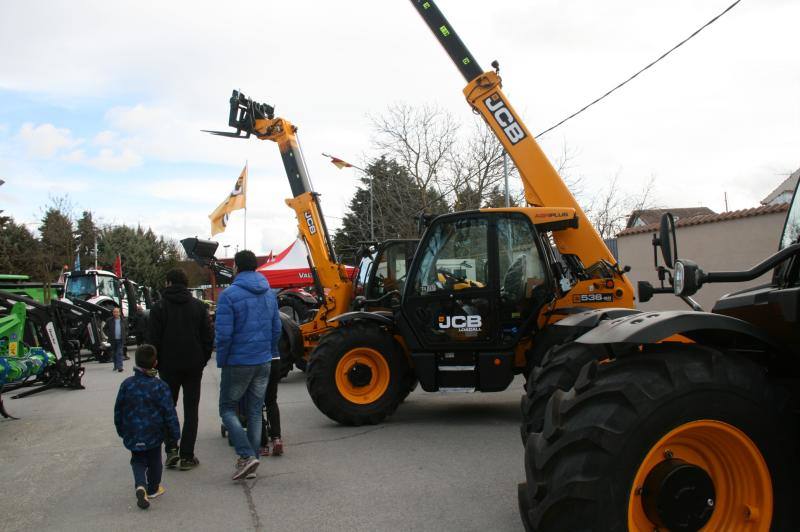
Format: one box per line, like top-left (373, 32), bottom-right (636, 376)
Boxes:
top-left (673, 259), bottom-right (703, 297)
top-left (674, 261), bottom-right (685, 295)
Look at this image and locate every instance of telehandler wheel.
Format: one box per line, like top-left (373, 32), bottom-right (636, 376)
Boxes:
top-left (306, 323), bottom-right (410, 426)
top-left (519, 342), bottom-right (601, 445)
top-left (519, 345), bottom-right (797, 532)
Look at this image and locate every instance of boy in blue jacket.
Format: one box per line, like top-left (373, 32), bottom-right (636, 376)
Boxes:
top-left (114, 344), bottom-right (180, 509)
top-left (216, 250), bottom-right (282, 481)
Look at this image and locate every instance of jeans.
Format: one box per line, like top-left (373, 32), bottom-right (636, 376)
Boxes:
top-left (219, 363), bottom-right (270, 459)
top-left (130, 446), bottom-right (162, 494)
top-left (112, 339), bottom-right (124, 370)
top-left (159, 367), bottom-right (203, 458)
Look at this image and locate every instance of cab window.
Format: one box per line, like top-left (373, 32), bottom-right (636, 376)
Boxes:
top-left (411, 218), bottom-right (489, 296)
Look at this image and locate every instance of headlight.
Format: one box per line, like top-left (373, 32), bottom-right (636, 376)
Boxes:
top-left (673, 261), bottom-right (685, 295)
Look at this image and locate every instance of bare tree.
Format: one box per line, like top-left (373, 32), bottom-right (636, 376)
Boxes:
top-left (370, 103), bottom-right (460, 210)
top-left (584, 173), bottom-right (658, 239)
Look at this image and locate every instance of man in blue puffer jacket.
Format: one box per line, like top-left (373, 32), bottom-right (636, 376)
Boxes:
top-left (216, 249), bottom-right (282, 481)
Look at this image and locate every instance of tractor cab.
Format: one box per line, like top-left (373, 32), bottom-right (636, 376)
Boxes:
top-left (64, 270), bottom-right (125, 315)
top-left (353, 239), bottom-right (418, 310)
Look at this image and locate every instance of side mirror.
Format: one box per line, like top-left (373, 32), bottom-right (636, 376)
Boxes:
top-left (659, 213), bottom-right (678, 268)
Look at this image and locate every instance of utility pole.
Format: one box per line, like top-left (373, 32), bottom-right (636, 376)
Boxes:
top-left (369, 173), bottom-right (375, 241)
top-left (503, 151), bottom-right (510, 207)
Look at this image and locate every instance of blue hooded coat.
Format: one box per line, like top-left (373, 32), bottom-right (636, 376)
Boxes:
top-left (114, 367), bottom-right (180, 452)
top-left (215, 271), bottom-right (282, 368)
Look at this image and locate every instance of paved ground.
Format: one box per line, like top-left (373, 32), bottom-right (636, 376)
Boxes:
top-left (0, 348), bottom-right (526, 531)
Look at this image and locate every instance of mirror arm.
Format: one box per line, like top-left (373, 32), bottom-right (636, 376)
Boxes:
top-left (681, 295), bottom-right (703, 312)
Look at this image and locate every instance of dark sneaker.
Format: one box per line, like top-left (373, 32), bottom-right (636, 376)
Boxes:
top-left (148, 485), bottom-right (165, 499)
top-left (179, 456), bottom-right (200, 471)
top-left (232, 456), bottom-right (259, 481)
top-left (165, 448), bottom-right (180, 469)
top-left (136, 486), bottom-right (150, 509)
top-left (271, 438), bottom-right (284, 456)
top-left (259, 446), bottom-right (270, 457)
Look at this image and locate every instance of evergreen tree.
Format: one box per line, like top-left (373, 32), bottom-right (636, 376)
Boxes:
top-left (0, 217), bottom-right (41, 277)
top-left (75, 210), bottom-right (99, 269)
top-left (39, 202), bottom-right (76, 278)
top-left (333, 157), bottom-right (448, 264)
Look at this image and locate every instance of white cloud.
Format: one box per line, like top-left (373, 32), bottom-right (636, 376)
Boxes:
top-left (17, 123), bottom-right (83, 158)
top-left (92, 130), bottom-right (118, 146)
top-left (86, 147), bottom-right (142, 171)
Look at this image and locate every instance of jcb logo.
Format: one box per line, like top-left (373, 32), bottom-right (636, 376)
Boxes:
top-left (484, 94), bottom-right (526, 145)
top-left (304, 211), bottom-right (317, 235)
top-left (438, 315), bottom-right (482, 331)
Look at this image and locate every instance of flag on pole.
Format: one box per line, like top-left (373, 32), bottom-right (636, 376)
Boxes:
top-left (323, 153), bottom-right (354, 170)
top-left (113, 254), bottom-right (123, 278)
top-left (209, 164), bottom-right (248, 236)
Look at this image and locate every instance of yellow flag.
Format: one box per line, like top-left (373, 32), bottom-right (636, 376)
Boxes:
top-left (209, 164), bottom-right (247, 236)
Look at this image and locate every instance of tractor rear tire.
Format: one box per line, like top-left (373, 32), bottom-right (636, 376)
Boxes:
top-left (519, 342), bottom-right (601, 445)
top-left (519, 345), bottom-right (798, 532)
top-left (306, 323), bottom-right (410, 426)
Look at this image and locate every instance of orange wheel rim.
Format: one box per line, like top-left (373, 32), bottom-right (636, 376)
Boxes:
top-left (628, 420), bottom-right (772, 531)
top-left (335, 347), bottom-right (390, 404)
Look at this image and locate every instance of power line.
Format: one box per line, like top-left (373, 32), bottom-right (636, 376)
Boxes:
top-left (535, 0), bottom-right (743, 139)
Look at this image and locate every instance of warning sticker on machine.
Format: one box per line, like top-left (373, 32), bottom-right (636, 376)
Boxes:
top-left (572, 293), bottom-right (613, 303)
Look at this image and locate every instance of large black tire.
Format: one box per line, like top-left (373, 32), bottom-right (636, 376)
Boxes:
top-left (519, 345), bottom-right (798, 531)
top-left (306, 322), bottom-right (410, 426)
top-left (519, 342), bottom-right (601, 445)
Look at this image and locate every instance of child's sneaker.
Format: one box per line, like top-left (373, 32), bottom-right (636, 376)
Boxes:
top-left (271, 437), bottom-right (284, 456)
top-left (165, 448), bottom-right (180, 469)
top-left (232, 456), bottom-right (259, 481)
top-left (136, 486), bottom-right (150, 509)
top-left (179, 456), bottom-right (200, 471)
top-left (148, 485), bottom-right (165, 499)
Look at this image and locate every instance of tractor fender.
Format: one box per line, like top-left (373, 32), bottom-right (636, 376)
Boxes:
top-left (89, 296), bottom-right (118, 310)
top-left (327, 310), bottom-right (395, 327)
top-left (279, 288), bottom-right (317, 306)
top-left (576, 309), bottom-right (780, 350)
top-left (552, 307), bottom-right (642, 329)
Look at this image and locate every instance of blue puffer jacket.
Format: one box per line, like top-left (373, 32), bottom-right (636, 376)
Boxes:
top-left (215, 271), bottom-right (282, 368)
top-left (114, 367), bottom-right (180, 452)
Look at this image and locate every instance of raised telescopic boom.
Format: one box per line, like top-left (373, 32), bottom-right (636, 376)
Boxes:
top-left (410, 0), bottom-right (633, 304)
top-left (205, 91), bottom-right (353, 344)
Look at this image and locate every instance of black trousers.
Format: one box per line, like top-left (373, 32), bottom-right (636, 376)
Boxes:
top-left (130, 446), bottom-right (162, 494)
top-left (265, 358), bottom-right (281, 439)
top-left (159, 367), bottom-right (203, 458)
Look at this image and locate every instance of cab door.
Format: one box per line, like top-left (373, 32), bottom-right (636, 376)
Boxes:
top-left (401, 212), bottom-right (550, 351)
top-left (401, 214), bottom-right (497, 349)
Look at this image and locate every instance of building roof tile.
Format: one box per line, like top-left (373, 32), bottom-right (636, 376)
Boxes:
top-left (618, 202), bottom-right (789, 236)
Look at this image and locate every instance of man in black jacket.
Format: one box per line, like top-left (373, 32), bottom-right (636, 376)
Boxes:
top-left (147, 268), bottom-right (214, 471)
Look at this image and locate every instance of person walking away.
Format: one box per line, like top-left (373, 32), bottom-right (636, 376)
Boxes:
top-left (147, 268), bottom-right (214, 471)
top-left (260, 356), bottom-right (284, 456)
top-left (104, 307), bottom-right (128, 372)
top-left (216, 250), bottom-right (282, 481)
top-left (114, 344), bottom-right (180, 510)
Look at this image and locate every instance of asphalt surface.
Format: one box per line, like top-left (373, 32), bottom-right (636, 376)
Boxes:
top-left (0, 348), bottom-right (526, 531)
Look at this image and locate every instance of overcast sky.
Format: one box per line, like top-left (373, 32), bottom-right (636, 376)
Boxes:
top-left (1, 0), bottom-right (797, 256)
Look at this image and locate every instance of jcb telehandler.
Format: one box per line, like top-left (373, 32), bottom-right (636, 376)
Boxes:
top-left (517, 179), bottom-right (800, 531)
top-left (209, 0), bottom-right (639, 427)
